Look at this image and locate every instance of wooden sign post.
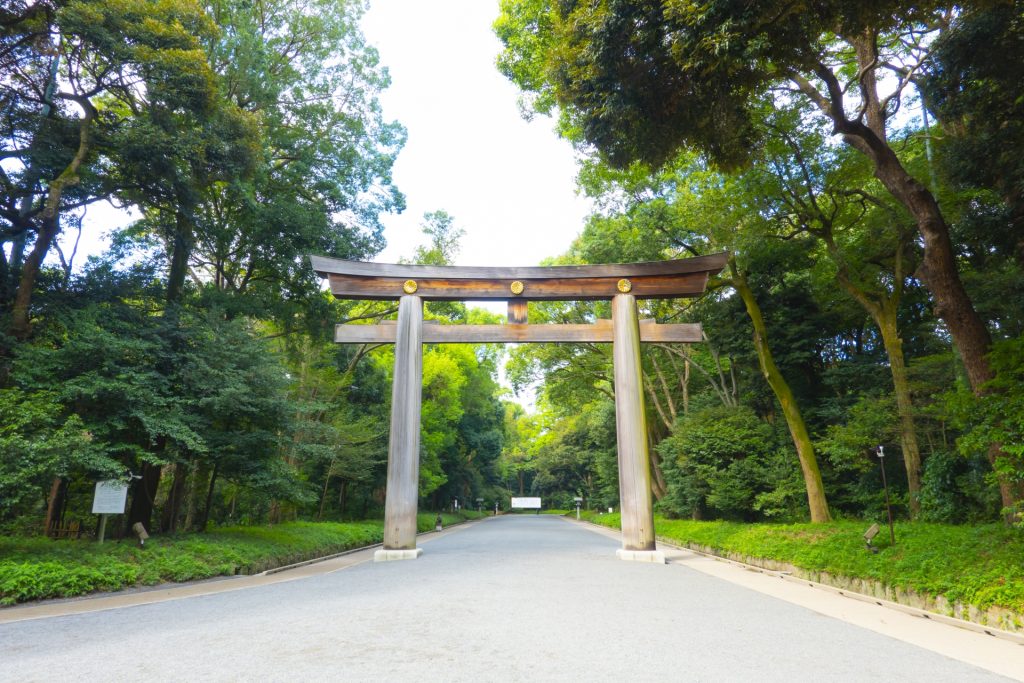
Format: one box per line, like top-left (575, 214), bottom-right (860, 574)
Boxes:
top-left (311, 253), bottom-right (727, 562)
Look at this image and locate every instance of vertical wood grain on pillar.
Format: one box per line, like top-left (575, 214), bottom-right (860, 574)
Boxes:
top-left (507, 300), bottom-right (528, 324)
top-left (383, 295), bottom-right (423, 549)
top-left (612, 294), bottom-right (656, 551)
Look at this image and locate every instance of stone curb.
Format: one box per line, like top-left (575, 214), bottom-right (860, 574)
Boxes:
top-left (261, 516), bottom-right (478, 575)
top-left (572, 517), bottom-right (1024, 647)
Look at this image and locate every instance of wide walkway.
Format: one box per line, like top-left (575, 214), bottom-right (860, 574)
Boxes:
top-left (1, 516), bottom-right (1021, 681)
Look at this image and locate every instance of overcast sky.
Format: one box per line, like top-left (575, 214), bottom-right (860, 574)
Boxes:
top-left (361, 0), bottom-right (590, 267)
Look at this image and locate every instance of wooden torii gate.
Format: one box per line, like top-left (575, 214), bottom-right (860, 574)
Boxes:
top-left (311, 253), bottom-right (727, 563)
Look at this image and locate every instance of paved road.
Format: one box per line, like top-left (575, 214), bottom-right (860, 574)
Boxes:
top-left (0, 516), bottom-right (1019, 681)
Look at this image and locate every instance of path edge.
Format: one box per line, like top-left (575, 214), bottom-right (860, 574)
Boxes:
top-left (568, 516), bottom-right (1024, 647)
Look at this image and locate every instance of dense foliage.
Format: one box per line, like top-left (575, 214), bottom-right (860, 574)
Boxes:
top-left (2, 1), bottom-right (1022, 574)
top-left (0, 0), bottom-right (510, 540)
top-left (495, 1), bottom-right (1024, 527)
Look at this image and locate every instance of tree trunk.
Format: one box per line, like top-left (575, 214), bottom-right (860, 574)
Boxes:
top-left (0, 247), bottom-right (10, 317)
top-left (184, 463), bottom-right (208, 531)
top-left (199, 463), bottom-right (219, 532)
top-left (648, 443), bottom-right (667, 500)
top-left (10, 97), bottom-right (96, 339)
top-left (865, 152), bottom-right (1017, 514)
top-left (730, 260), bottom-right (831, 522)
top-left (160, 462), bottom-right (188, 532)
top-left (800, 47), bottom-right (1017, 512)
top-left (830, 264), bottom-right (924, 518)
top-left (10, 215), bottom-right (59, 339)
top-left (338, 480), bottom-right (349, 517)
top-left (876, 312), bottom-right (923, 516)
top-left (805, 41), bottom-right (1015, 517)
top-left (822, 41), bottom-right (996, 394)
top-left (869, 151), bottom-right (994, 389)
top-left (166, 209), bottom-right (193, 305)
top-left (127, 461), bottom-right (162, 532)
top-left (682, 359), bottom-right (690, 415)
top-left (6, 48), bottom-right (60, 312)
top-left (43, 477), bottom-right (65, 536)
top-left (318, 465), bottom-right (333, 521)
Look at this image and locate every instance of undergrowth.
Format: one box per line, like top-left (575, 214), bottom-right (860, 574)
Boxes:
top-left (581, 512), bottom-right (1024, 614)
top-left (0, 512), bottom-right (473, 605)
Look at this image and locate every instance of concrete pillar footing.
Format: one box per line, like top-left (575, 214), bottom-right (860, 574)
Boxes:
top-left (374, 548), bottom-right (423, 562)
top-left (616, 549), bottom-right (665, 564)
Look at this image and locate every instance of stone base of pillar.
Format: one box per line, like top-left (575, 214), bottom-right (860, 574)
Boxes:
top-left (374, 548), bottom-right (423, 562)
top-left (616, 548), bottom-right (665, 564)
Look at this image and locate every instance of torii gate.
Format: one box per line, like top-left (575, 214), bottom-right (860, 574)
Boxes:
top-left (311, 253), bottom-right (727, 563)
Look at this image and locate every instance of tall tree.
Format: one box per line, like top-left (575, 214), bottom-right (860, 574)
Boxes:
top-left (0, 0), bottom-right (219, 339)
top-left (192, 0), bottom-right (404, 322)
top-left (746, 119), bottom-right (927, 515)
top-left (495, 1), bottom-right (993, 404)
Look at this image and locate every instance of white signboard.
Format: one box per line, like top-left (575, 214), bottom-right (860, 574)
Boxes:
top-left (92, 480), bottom-right (129, 514)
top-left (510, 497), bottom-right (542, 509)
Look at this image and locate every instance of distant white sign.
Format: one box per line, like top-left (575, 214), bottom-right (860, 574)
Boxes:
top-left (510, 497), bottom-right (541, 509)
top-left (92, 480), bottom-right (129, 514)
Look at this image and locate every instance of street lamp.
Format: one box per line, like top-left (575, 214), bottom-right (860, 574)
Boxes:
top-left (877, 445), bottom-right (896, 546)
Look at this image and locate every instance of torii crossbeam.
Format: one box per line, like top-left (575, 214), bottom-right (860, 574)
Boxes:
top-left (311, 253), bottom-right (728, 562)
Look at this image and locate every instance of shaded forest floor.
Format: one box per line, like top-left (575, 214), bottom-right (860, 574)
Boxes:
top-left (0, 512), bottom-right (485, 605)
top-left (583, 512), bottom-right (1024, 626)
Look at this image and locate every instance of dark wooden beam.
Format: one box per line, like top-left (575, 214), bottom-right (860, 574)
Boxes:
top-left (309, 253), bottom-right (728, 302)
top-left (324, 272), bottom-right (712, 301)
top-left (334, 320), bottom-right (703, 344)
top-left (311, 253), bottom-right (728, 280)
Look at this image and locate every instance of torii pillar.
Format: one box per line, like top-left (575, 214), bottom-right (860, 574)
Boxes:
top-left (377, 294), bottom-right (424, 560)
top-left (612, 293), bottom-right (660, 560)
top-left (310, 253), bottom-right (727, 562)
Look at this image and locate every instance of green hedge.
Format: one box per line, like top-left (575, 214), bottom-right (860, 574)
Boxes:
top-left (0, 512), bottom-right (473, 605)
top-left (582, 512), bottom-right (1024, 613)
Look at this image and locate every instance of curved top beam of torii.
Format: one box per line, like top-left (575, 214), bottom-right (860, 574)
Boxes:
top-left (310, 252), bottom-right (728, 302)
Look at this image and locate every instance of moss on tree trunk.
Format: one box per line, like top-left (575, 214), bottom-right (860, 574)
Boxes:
top-left (730, 259), bottom-right (831, 522)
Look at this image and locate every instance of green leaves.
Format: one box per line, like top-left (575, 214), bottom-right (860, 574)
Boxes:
top-left (0, 388), bottom-right (118, 517)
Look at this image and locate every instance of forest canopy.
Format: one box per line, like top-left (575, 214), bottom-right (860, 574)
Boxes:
top-left (1, 1), bottom-right (1023, 540)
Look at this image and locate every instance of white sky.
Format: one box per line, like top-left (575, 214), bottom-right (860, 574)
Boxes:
top-left (361, 0), bottom-right (589, 267)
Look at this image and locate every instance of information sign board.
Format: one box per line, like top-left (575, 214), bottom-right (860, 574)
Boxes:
top-left (510, 496), bottom-right (541, 509)
top-left (92, 480), bottom-right (129, 514)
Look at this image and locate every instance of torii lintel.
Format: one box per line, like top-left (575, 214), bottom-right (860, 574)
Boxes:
top-left (310, 253), bottom-right (727, 344)
top-left (309, 253), bottom-right (728, 302)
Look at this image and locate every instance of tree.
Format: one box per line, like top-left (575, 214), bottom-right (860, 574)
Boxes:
top-left (188, 0), bottom-right (405, 324)
top-left (495, 0), bottom-right (995, 413)
top-left (744, 116), bottom-right (928, 515)
top-left (0, 387), bottom-right (116, 528)
top-left (1, 0), bottom-right (220, 339)
top-left (568, 155), bottom-right (834, 521)
top-left (926, 1), bottom-right (1024, 262)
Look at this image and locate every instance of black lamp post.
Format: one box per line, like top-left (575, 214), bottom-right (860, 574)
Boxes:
top-left (878, 445), bottom-right (896, 545)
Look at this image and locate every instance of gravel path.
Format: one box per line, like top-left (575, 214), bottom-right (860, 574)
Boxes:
top-left (0, 515), bottom-right (1016, 682)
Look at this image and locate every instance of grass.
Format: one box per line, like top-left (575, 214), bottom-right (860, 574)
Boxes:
top-left (581, 511), bottom-right (1024, 615)
top-left (0, 512), bottom-right (475, 606)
